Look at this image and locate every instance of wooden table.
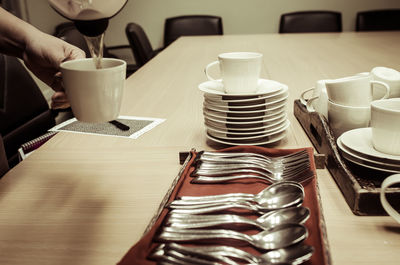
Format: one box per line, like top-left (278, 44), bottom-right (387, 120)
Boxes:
top-left (1, 32), bottom-right (400, 265)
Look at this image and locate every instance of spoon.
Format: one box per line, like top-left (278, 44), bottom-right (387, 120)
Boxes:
top-left (158, 223), bottom-right (308, 251)
top-left (169, 181), bottom-right (305, 210)
top-left (166, 206), bottom-right (310, 231)
top-left (160, 242), bottom-right (314, 265)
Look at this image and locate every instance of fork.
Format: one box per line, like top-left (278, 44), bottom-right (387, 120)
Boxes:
top-left (193, 162), bottom-right (311, 183)
top-left (196, 150), bottom-right (309, 171)
top-left (193, 150), bottom-right (311, 181)
top-left (192, 168), bottom-right (315, 184)
top-left (196, 149), bottom-right (309, 166)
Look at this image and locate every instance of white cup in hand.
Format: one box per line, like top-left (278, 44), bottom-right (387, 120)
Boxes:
top-left (380, 174), bottom-right (400, 223)
top-left (60, 58), bottom-right (126, 123)
top-left (205, 52), bottom-right (263, 94)
top-left (370, 98), bottom-right (400, 156)
top-left (325, 75), bottom-right (390, 107)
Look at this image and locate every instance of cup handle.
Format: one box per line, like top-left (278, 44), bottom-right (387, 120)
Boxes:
top-left (305, 96), bottom-right (319, 112)
top-left (300, 87), bottom-right (316, 106)
top-left (380, 174), bottom-right (400, 223)
top-left (372, 80), bottom-right (391, 99)
top-left (204, 61), bottom-right (219, 81)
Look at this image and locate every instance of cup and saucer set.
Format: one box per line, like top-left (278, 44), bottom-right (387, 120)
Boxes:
top-left (300, 66), bottom-right (400, 173)
top-left (199, 52), bottom-right (290, 146)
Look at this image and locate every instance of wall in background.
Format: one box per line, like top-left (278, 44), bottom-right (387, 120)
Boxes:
top-left (21, 0), bottom-right (400, 48)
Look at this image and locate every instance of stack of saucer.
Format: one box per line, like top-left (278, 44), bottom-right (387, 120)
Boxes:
top-left (199, 79), bottom-right (290, 146)
top-left (337, 128), bottom-right (400, 173)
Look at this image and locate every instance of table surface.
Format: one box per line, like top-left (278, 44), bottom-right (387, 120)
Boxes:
top-left (1, 32), bottom-right (400, 265)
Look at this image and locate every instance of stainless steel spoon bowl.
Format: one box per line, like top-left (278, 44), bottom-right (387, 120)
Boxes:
top-left (169, 181), bottom-right (305, 210)
top-left (167, 206), bottom-right (310, 231)
top-left (158, 223), bottom-right (308, 251)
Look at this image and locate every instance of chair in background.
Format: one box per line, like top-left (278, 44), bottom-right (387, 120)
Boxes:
top-left (0, 134), bottom-right (9, 177)
top-left (279, 11), bottom-right (342, 33)
top-left (0, 54), bottom-right (56, 168)
top-left (125, 22), bottom-right (163, 67)
top-left (356, 9), bottom-right (400, 31)
top-left (54, 22), bottom-right (138, 76)
top-left (163, 15), bottom-right (223, 47)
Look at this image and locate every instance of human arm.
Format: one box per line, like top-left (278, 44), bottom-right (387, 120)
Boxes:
top-left (0, 7), bottom-right (85, 108)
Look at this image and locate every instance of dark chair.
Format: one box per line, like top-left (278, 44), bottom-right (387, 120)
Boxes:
top-left (0, 54), bottom-right (56, 168)
top-left (279, 11), bottom-right (342, 33)
top-left (356, 9), bottom-right (400, 31)
top-left (164, 15), bottom-right (223, 47)
top-left (54, 22), bottom-right (138, 76)
top-left (125, 22), bottom-right (163, 67)
top-left (0, 134), bottom-right (9, 177)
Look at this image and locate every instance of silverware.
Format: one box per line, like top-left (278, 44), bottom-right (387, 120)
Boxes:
top-left (155, 243), bottom-right (313, 265)
top-left (192, 168), bottom-right (314, 184)
top-left (157, 223), bottom-right (308, 251)
top-left (150, 244), bottom-right (233, 265)
top-left (197, 149), bottom-right (309, 166)
top-left (194, 150), bottom-right (310, 179)
top-left (166, 206), bottom-right (310, 231)
top-left (170, 181), bottom-right (304, 209)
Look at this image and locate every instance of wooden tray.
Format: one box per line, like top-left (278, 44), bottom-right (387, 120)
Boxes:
top-left (294, 99), bottom-right (400, 216)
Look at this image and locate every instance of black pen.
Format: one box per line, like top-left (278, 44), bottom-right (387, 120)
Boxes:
top-left (109, 120), bottom-right (130, 131)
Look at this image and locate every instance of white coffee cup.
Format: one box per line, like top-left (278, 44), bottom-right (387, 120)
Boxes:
top-left (371, 66), bottom-right (400, 98)
top-left (60, 58), bottom-right (126, 123)
top-left (370, 98), bottom-right (400, 155)
top-left (328, 100), bottom-right (370, 138)
top-left (205, 52), bottom-right (263, 94)
top-left (380, 174), bottom-right (400, 223)
top-left (325, 75), bottom-right (390, 107)
top-left (300, 79), bottom-right (329, 118)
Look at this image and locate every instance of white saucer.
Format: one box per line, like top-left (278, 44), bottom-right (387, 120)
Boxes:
top-left (206, 130), bottom-right (287, 146)
top-left (199, 79), bottom-right (288, 96)
top-left (204, 85), bottom-right (289, 103)
top-left (205, 116), bottom-right (288, 132)
top-left (204, 111), bottom-right (286, 125)
top-left (203, 105), bottom-right (286, 116)
top-left (206, 120), bottom-right (290, 140)
top-left (204, 94), bottom-right (288, 110)
top-left (204, 99), bottom-right (287, 113)
top-left (203, 107), bottom-right (285, 120)
top-left (339, 128), bottom-right (400, 164)
top-left (337, 137), bottom-right (400, 173)
top-left (206, 119), bottom-right (289, 136)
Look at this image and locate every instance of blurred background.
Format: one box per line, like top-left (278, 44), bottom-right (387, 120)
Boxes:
top-left (4, 0), bottom-right (400, 48)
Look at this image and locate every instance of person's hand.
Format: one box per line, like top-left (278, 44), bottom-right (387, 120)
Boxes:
top-left (22, 31), bottom-right (85, 109)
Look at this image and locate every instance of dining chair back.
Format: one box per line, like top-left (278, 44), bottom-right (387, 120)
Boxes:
top-left (164, 15), bottom-right (223, 46)
top-left (279, 11), bottom-right (342, 33)
top-left (356, 9), bottom-right (400, 31)
top-left (0, 54), bottom-right (56, 168)
top-left (0, 134), bottom-right (9, 178)
top-left (125, 22), bottom-right (162, 67)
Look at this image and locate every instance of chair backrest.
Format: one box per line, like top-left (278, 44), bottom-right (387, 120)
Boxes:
top-left (125, 22), bottom-right (155, 67)
top-left (279, 11), bottom-right (342, 33)
top-left (0, 134), bottom-right (9, 178)
top-left (0, 54), bottom-right (55, 167)
top-left (164, 15), bottom-right (223, 46)
top-left (356, 9), bottom-right (400, 31)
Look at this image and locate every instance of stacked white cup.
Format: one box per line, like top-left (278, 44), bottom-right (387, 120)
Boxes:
top-left (324, 74), bottom-right (390, 138)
